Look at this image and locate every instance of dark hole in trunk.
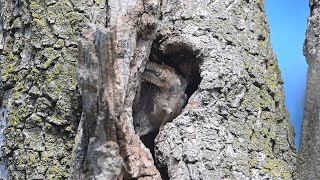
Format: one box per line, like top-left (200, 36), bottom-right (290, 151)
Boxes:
top-left (140, 131), bottom-right (158, 159)
top-left (133, 39), bottom-right (201, 178)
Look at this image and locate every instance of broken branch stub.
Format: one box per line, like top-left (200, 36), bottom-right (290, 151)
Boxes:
top-left (71, 24), bottom-right (161, 179)
top-left (72, 24), bottom-right (123, 179)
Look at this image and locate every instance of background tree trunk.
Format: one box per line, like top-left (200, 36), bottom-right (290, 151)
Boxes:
top-left (0, 0), bottom-right (296, 179)
top-left (296, 0), bottom-right (320, 179)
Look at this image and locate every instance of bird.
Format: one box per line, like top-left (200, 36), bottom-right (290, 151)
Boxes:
top-left (133, 61), bottom-right (188, 136)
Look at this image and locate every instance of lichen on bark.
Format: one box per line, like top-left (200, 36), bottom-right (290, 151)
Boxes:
top-left (0, 0), bottom-right (106, 178)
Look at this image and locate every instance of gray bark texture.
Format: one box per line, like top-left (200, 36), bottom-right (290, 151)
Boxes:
top-left (152, 0), bottom-right (296, 179)
top-left (296, 0), bottom-right (320, 179)
top-left (0, 0), bottom-right (297, 179)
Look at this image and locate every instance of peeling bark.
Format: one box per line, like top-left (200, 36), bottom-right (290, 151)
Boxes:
top-left (70, 0), bottom-right (162, 179)
top-left (71, 24), bottom-right (161, 179)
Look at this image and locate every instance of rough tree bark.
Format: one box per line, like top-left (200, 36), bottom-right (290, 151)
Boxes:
top-left (0, 0), bottom-right (162, 179)
top-left (296, 0), bottom-right (320, 179)
top-left (151, 0), bottom-right (296, 179)
top-left (74, 0), bottom-right (296, 179)
top-left (0, 0), bottom-right (297, 179)
top-left (0, 0), bottom-right (107, 178)
top-left (71, 24), bottom-right (161, 179)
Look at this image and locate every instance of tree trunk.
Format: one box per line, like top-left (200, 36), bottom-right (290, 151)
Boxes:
top-left (0, 0), bottom-right (296, 179)
top-left (296, 0), bottom-right (320, 179)
top-left (151, 0), bottom-right (296, 179)
top-left (0, 0), bottom-right (107, 178)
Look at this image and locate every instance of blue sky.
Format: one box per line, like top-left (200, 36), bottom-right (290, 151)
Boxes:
top-left (265, 0), bottom-right (309, 149)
